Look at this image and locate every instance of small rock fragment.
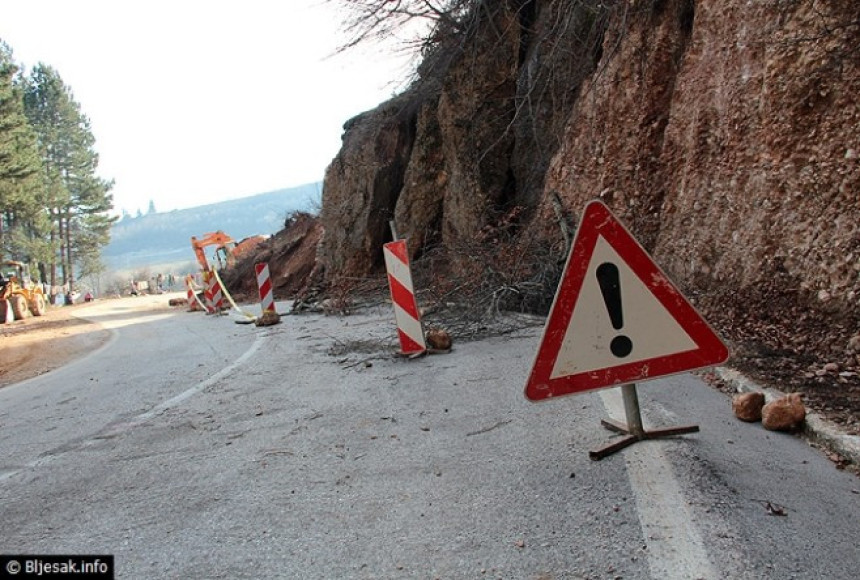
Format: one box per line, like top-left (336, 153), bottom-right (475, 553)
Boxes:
top-left (255, 310), bottom-right (281, 326)
top-left (732, 392), bottom-right (766, 422)
top-left (426, 328), bottom-right (452, 350)
top-left (762, 393), bottom-right (806, 431)
top-left (823, 362), bottom-right (839, 373)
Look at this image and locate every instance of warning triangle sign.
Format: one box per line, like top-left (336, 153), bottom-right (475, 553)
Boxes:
top-left (525, 200), bottom-right (729, 401)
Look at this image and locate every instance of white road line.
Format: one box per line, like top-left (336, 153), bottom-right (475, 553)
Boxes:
top-left (599, 387), bottom-right (717, 580)
top-left (136, 331), bottom-right (264, 421)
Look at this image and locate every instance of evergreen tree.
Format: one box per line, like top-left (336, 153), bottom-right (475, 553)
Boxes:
top-left (0, 40), bottom-right (44, 262)
top-left (22, 63), bottom-right (114, 290)
top-left (147, 199), bottom-right (156, 214)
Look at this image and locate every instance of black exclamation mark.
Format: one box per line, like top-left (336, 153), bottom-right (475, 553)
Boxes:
top-left (596, 262), bottom-right (633, 358)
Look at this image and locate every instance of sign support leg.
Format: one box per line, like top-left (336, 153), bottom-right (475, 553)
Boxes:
top-left (589, 383), bottom-right (700, 461)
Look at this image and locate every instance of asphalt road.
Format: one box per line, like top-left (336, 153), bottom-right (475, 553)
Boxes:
top-left (1, 295), bottom-right (859, 579)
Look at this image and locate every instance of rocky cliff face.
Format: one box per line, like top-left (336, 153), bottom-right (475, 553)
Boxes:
top-left (320, 1), bottom-right (604, 270)
top-left (318, 0), bottom-right (859, 372)
top-left (543, 0), bottom-right (859, 296)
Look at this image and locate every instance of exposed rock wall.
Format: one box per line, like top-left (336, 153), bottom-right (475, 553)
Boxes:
top-left (543, 0), bottom-right (860, 309)
top-left (319, 95), bottom-right (416, 275)
top-left (321, 0), bottom-right (602, 267)
top-left (320, 0), bottom-right (859, 317)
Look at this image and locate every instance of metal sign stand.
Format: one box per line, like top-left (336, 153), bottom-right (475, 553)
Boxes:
top-left (589, 383), bottom-right (700, 460)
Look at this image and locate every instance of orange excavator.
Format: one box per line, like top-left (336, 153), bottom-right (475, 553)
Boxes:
top-left (188, 231), bottom-right (267, 313)
top-left (191, 231), bottom-right (266, 272)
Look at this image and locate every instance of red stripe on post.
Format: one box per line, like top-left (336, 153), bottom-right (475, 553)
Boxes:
top-left (397, 329), bottom-right (425, 355)
top-left (387, 273), bottom-right (420, 320)
top-left (259, 278), bottom-right (272, 298)
top-left (386, 239), bottom-right (410, 265)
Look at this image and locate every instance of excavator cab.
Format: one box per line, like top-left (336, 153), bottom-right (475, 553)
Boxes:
top-left (212, 242), bottom-right (237, 270)
top-left (191, 231), bottom-right (238, 272)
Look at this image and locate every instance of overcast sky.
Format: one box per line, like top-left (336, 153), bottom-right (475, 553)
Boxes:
top-left (0, 0), bottom-right (415, 216)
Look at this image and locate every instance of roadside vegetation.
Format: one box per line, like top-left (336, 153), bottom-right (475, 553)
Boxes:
top-left (0, 40), bottom-right (114, 294)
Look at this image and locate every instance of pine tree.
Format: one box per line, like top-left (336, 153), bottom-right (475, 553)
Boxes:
top-left (22, 63), bottom-right (114, 290)
top-left (0, 40), bottom-right (44, 262)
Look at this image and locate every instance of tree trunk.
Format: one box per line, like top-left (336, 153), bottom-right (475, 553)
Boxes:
top-left (0, 212), bottom-right (5, 261)
top-left (65, 211), bottom-right (74, 293)
top-left (57, 212), bottom-right (66, 285)
top-left (49, 217), bottom-right (57, 288)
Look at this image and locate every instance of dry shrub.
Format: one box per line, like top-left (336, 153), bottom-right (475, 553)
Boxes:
top-left (412, 206), bottom-right (565, 339)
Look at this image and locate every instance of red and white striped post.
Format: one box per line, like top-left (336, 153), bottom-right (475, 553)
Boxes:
top-left (202, 271), bottom-right (214, 314)
top-left (255, 263), bottom-right (276, 313)
top-left (383, 239), bottom-right (427, 355)
top-left (186, 275), bottom-right (200, 312)
top-left (211, 273), bottom-right (224, 312)
top-left (203, 271), bottom-right (223, 314)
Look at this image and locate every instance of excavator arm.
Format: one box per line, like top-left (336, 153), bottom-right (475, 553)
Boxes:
top-left (190, 231), bottom-right (237, 271)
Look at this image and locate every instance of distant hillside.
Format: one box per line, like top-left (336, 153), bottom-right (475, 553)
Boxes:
top-left (103, 182), bottom-right (321, 272)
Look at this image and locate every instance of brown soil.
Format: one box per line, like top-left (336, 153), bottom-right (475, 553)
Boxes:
top-left (0, 303), bottom-right (111, 388)
top-left (220, 212), bottom-right (323, 303)
top-left (694, 274), bottom-right (860, 437)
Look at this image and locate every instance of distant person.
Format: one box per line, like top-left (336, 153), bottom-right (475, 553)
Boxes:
top-left (84, 291), bottom-right (93, 302)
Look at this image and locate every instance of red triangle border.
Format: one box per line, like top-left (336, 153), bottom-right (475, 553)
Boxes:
top-left (525, 200), bottom-right (729, 401)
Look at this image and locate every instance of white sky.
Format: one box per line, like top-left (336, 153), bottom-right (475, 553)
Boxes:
top-left (0, 0), bottom-right (416, 216)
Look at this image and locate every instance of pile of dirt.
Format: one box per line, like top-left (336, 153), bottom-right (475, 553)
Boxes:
top-left (220, 212), bottom-right (324, 304)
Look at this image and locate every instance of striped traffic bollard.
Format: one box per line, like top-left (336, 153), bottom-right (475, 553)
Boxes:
top-left (383, 239), bottom-right (427, 355)
top-left (203, 271), bottom-right (216, 314)
top-left (210, 272), bottom-right (225, 312)
top-left (186, 276), bottom-right (199, 312)
top-left (255, 263), bottom-right (276, 313)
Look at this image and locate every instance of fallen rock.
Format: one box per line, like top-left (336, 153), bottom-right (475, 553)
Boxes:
top-left (426, 328), bottom-right (452, 351)
top-left (255, 311), bottom-right (281, 327)
top-left (732, 392), bottom-right (766, 422)
top-left (762, 393), bottom-right (806, 432)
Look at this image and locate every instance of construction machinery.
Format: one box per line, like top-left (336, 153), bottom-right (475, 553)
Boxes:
top-left (190, 231), bottom-right (266, 272)
top-left (0, 260), bottom-right (47, 322)
top-left (189, 231), bottom-right (267, 313)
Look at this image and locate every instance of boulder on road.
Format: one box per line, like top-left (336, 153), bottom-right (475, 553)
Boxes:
top-left (762, 393), bottom-right (806, 432)
top-left (733, 392), bottom-right (766, 422)
top-left (255, 311), bottom-right (281, 327)
top-left (426, 328), bottom-right (452, 351)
